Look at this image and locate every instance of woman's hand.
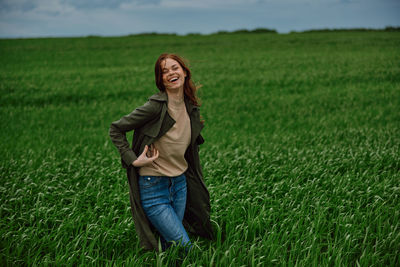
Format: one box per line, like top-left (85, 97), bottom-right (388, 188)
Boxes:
top-left (132, 145), bottom-right (159, 167)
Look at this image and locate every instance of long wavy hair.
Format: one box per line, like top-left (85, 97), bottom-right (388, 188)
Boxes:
top-left (154, 53), bottom-right (201, 107)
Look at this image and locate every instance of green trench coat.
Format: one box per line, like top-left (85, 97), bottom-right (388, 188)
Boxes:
top-left (109, 91), bottom-right (214, 251)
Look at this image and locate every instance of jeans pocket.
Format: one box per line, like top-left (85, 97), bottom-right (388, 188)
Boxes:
top-left (139, 176), bottom-right (162, 189)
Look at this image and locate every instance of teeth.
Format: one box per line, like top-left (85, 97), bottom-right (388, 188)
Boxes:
top-left (170, 77), bottom-right (178, 82)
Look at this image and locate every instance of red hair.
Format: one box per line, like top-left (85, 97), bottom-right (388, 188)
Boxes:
top-left (154, 53), bottom-right (201, 107)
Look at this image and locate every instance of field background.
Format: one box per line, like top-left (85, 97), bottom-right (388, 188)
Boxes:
top-left (1, 32), bottom-right (399, 266)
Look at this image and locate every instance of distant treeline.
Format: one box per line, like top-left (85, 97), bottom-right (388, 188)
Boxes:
top-left (212, 28), bottom-right (278, 34)
top-left (113, 26), bottom-right (400, 38)
top-left (292, 26), bottom-right (400, 33)
top-left (129, 28), bottom-right (277, 37)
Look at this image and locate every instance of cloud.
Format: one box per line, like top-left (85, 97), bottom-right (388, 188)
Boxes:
top-left (0, 0), bottom-right (75, 15)
top-left (63, 0), bottom-right (161, 9)
top-left (158, 0), bottom-right (259, 9)
top-left (0, 0), bottom-right (36, 12)
top-left (0, 0), bottom-right (399, 38)
top-left (0, 0), bottom-right (162, 13)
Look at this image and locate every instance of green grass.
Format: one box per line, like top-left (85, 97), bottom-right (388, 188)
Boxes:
top-left (1, 32), bottom-right (399, 266)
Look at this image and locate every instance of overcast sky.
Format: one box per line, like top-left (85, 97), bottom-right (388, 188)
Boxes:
top-left (0, 0), bottom-right (399, 38)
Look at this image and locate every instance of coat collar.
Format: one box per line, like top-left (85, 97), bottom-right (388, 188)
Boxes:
top-left (149, 91), bottom-right (168, 102)
top-left (149, 91), bottom-right (198, 114)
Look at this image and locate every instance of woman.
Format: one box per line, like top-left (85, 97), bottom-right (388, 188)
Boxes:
top-left (109, 53), bottom-right (214, 252)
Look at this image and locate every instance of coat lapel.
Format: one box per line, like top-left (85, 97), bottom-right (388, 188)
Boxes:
top-left (142, 92), bottom-right (168, 138)
top-left (147, 91), bottom-right (203, 144)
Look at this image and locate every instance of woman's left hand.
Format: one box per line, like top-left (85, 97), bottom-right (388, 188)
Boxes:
top-left (132, 145), bottom-right (159, 167)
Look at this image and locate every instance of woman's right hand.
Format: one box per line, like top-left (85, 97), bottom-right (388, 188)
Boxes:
top-left (132, 145), bottom-right (159, 167)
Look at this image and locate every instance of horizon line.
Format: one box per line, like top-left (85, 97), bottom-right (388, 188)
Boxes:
top-left (1, 26), bottom-right (399, 40)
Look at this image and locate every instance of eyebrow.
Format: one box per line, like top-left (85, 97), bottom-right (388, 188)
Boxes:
top-left (162, 64), bottom-right (178, 71)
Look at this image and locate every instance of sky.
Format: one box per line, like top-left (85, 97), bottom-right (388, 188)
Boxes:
top-left (0, 0), bottom-right (399, 38)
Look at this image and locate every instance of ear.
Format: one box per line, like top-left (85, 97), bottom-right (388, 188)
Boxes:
top-left (184, 69), bottom-right (187, 78)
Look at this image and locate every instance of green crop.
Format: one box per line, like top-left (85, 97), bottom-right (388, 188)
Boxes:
top-left (1, 32), bottom-right (399, 266)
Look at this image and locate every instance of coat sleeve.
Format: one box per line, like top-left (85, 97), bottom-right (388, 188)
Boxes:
top-left (109, 100), bottom-right (160, 167)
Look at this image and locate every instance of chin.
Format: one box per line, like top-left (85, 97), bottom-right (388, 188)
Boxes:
top-left (168, 84), bottom-right (183, 90)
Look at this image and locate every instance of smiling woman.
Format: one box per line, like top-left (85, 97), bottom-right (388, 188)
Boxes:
top-left (109, 53), bottom-right (214, 253)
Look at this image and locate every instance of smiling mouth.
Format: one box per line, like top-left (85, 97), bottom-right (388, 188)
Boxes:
top-left (169, 77), bottom-right (179, 82)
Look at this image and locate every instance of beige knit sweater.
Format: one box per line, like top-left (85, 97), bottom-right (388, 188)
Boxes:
top-left (139, 99), bottom-right (191, 177)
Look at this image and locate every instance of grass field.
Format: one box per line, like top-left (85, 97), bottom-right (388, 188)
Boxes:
top-left (1, 31), bottom-right (399, 266)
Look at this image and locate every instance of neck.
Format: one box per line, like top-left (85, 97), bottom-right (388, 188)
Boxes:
top-left (166, 87), bottom-right (184, 103)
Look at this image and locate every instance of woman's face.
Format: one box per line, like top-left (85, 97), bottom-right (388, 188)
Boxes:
top-left (161, 58), bottom-right (187, 91)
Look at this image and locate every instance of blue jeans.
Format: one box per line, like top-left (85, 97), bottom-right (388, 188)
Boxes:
top-left (138, 173), bottom-right (192, 251)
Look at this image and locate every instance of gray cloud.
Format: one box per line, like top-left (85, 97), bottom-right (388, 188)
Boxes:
top-left (0, 0), bottom-right (399, 38)
top-left (0, 0), bottom-right (162, 13)
top-left (61, 0), bottom-right (161, 9)
top-left (0, 0), bottom-right (36, 12)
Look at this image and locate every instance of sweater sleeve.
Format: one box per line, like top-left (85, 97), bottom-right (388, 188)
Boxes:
top-left (109, 100), bottom-right (159, 167)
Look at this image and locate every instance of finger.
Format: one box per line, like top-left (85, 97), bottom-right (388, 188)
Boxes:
top-left (146, 146), bottom-right (152, 157)
top-left (149, 149), bottom-right (159, 161)
top-left (150, 145), bottom-right (156, 156)
top-left (142, 145), bottom-right (148, 155)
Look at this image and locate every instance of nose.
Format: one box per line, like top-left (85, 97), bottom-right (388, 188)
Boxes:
top-left (167, 72), bottom-right (177, 78)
